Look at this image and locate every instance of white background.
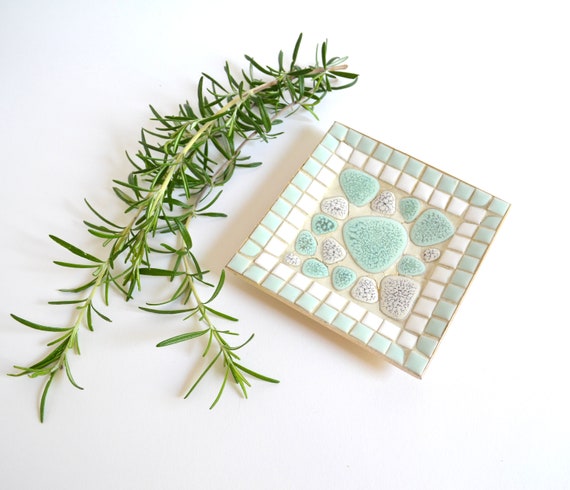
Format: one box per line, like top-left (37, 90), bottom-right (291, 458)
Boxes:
top-left (1, 1), bottom-right (569, 489)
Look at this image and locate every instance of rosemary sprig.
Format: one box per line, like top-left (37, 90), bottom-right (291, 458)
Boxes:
top-left (10, 34), bottom-right (358, 421)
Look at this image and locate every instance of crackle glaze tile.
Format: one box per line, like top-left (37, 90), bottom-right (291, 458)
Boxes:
top-left (227, 123), bottom-right (509, 378)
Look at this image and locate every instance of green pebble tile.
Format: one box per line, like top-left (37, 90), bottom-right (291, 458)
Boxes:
top-left (481, 215), bottom-right (502, 230)
top-left (433, 301), bottom-right (456, 321)
top-left (373, 144), bottom-right (392, 162)
top-left (346, 129), bottom-right (362, 147)
top-left (313, 145), bottom-right (332, 164)
top-left (292, 172), bottom-right (311, 191)
top-left (454, 182), bottom-right (475, 200)
top-left (470, 189), bottom-right (492, 206)
top-left (303, 158), bottom-right (322, 177)
top-left (350, 323), bottom-right (374, 343)
top-left (404, 158), bottom-right (425, 177)
top-left (227, 254), bottom-right (250, 274)
top-left (416, 336), bottom-right (438, 357)
top-left (282, 185), bottom-right (302, 205)
top-left (279, 284), bottom-right (302, 302)
top-left (489, 197), bottom-right (510, 216)
top-left (251, 226), bottom-right (272, 246)
top-left (386, 343), bottom-right (405, 365)
top-left (261, 212), bottom-right (282, 232)
top-left (296, 293), bottom-right (320, 313)
top-left (315, 303), bottom-right (338, 324)
top-left (425, 318), bottom-right (447, 338)
top-left (388, 151), bottom-right (408, 170)
top-left (322, 134), bottom-right (340, 152)
top-left (330, 123), bottom-right (348, 140)
top-left (451, 270), bottom-right (473, 288)
top-left (332, 313), bottom-right (356, 333)
top-left (368, 333), bottom-right (391, 354)
top-left (262, 274), bottom-right (285, 293)
top-left (466, 241), bottom-right (487, 259)
top-left (474, 227), bottom-right (495, 244)
top-left (239, 240), bottom-right (261, 257)
top-left (405, 351), bottom-right (429, 376)
top-left (458, 255), bottom-right (479, 273)
top-left (244, 264), bottom-right (268, 284)
top-left (357, 136), bottom-right (377, 155)
top-left (421, 167), bottom-right (442, 186)
top-left (437, 175), bottom-right (459, 194)
top-left (443, 284), bottom-right (464, 303)
top-left (272, 198), bottom-right (292, 218)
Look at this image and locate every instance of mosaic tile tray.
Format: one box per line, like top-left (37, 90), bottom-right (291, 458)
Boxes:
top-left (226, 123), bottom-right (509, 378)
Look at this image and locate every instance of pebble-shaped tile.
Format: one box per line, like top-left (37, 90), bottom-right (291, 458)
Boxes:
top-left (311, 213), bottom-right (338, 235)
top-left (399, 197), bottom-right (421, 222)
top-left (370, 191), bottom-right (396, 215)
top-left (321, 196), bottom-right (349, 219)
top-left (302, 258), bottom-right (329, 278)
top-left (339, 169), bottom-right (380, 206)
top-left (379, 275), bottom-right (421, 320)
top-left (321, 237), bottom-right (347, 264)
top-left (295, 230), bottom-right (317, 255)
top-left (410, 209), bottom-right (455, 246)
top-left (397, 255), bottom-right (426, 276)
top-left (284, 253), bottom-right (301, 266)
top-left (351, 277), bottom-right (379, 303)
top-left (331, 266), bottom-right (357, 290)
top-left (422, 248), bottom-right (440, 262)
top-left (343, 216), bottom-right (408, 273)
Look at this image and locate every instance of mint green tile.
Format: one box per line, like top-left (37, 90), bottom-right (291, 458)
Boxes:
top-left (322, 134), bottom-right (340, 152)
top-left (303, 158), bottom-right (322, 177)
top-left (292, 172), bottom-right (311, 190)
top-left (466, 241), bottom-right (487, 259)
top-left (227, 254), bottom-right (250, 273)
top-left (279, 284), bottom-right (302, 302)
top-left (437, 175), bottom-right (459, 194)
top-left (357, 136), bottom-right (377, 155)
top-left (350, 323), bottom-right (374, 343)
top-left (489, 197), bottom-right (510, 216)
top-left (272, 198), bottom-right (292, 218)
top-left (282, 185), bottom-right (302, 205)
top-left (434, 301), bottom-right (456, 320)
top-left (244, 264), bottom-right (268, 283)
top-left (474, 227), bottom-right (495, 244)
top-left (346, 129), bottom-right (362, 147)
top-left (454, 182), bottom-right (475, 200)
top-left (373, 144), bottom-right (392, 162)
top-left (425, 318), bottom-right (447, 338)
top-left (313, 145), bottom-right (332, 164)
top-left (405, 351), bottom-right (429, 376)
top-left (332, 313), bottom-right (355, 333)
top-left (330, 122), bottom-right (348, 140)
top-left (481, 215), bottom-right (502, 230)
top-left (458, 255), bottom-right (479, 273)
top-left (443, 284), bottom-right (464, 303)
top-left (470, 189), bottom-right (492, 206)
top-left (262, 274), bottom-right (285, 293)
top-left (388, 151), bottom-right (408, 170)
top-left (315, 303), bottom-right (338, 324)
top-left (386, 344), bottom-right (405, 365)
top-left (451, 270), bottom-right (473, 288)
top-left (296, 293), bottom-right (320, 312)
top-left (368, 333), bottom-right (391, 354)
top-left (416, 336), bottom-right (438, 357)
top-left (240, 240), bottom-right (261, 257)
top-left (421, 167), bottom-right (441, 186)
top-left (261, 211), bottom-right (282, 232)
top-left (251, 226), bottom-right (272, 246)
top-left (404, 158), bottom-right (424, 177)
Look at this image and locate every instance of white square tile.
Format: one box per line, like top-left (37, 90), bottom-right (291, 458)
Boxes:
top-left (397, 330), bottom-right (418, 349)
top-left (447, 196), bottom-right (469, 216)
top-left (440, 250), bottom-right (462, 268)
top-left (272, 263), bottom-right (295, 281)
top-left (316, 166), bottom-right (337, 186)
top-left (308, 282), bottom-right (330, 301)
top-left (414, 298), bottom-right (437, 317)
top-left (344, 302), bottom-right (366, 321)
top-left (326, 154), bottom-right (347, 173)
top-left (264, 236), bottom-right (288, 256)
top-left (422, 281), bottom-right (445, 300)
top-left (413, 182), bottom-right (434, 201)
top-left (364, 158), bottom-right (384, 177)
top-left (396, 173), bottom-right (417, 193)
top-left (405, 314), bottom-right (428, 334)
top-left (448, 235), bottom-right (470, 253)
top-left (255, 252), bottom-right (279, 270)
top-left (325, 292), bottom-right (348, 310)
top-left (349, 149), bottom-right (368, 168)
top-left (431, 266), bottom-right (453, 284)
top-left (464, 206), bottom-right (487, 224)
top-left (290, 273), bottom-right (312, 291)
top-left (336, 142), bottom-right (353, 160)
top-left (429, 190), bottom-right (450, 209)
top-left (379, 321), bottom-right (401, 340)
top-left (297, 194), bottom-right (319, 214)
top-left (275, 222), bottom-right (298, 242)
top-left (362, 312), bottom-right (383, 331)
top-left (306, 180), bottom-right (327, 200)
top-left (380, 166), bottom-right (401, 185)
top-left (286, 208), bottom-right (308, 228)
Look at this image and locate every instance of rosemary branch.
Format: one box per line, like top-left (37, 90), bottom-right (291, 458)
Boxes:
top-left (10, 34), bottom-right (358, 421)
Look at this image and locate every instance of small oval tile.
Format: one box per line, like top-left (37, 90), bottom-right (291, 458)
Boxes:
top-left (399, 197), bottom-right (421, 222)
top-left (339, 169), bottom-right (380, 206)
top-left (302, 258), bottom-right (329, 278)
top-left (380, 275), bottom-right (421, 320)
top-left (410, 209), bottom-right (455, 246)
top-left (321, 237), bottom-right (347, 264)
top-left (311, 213), bottom-right (338, 235)
top-left (351, 277), bottom-right (379, 303)
top-left (321, 196), bottom-right (349, 219)
top-left (370, 191), bottom-right (396, 215)
top-left (331, 266), bottom-right (357, 290)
